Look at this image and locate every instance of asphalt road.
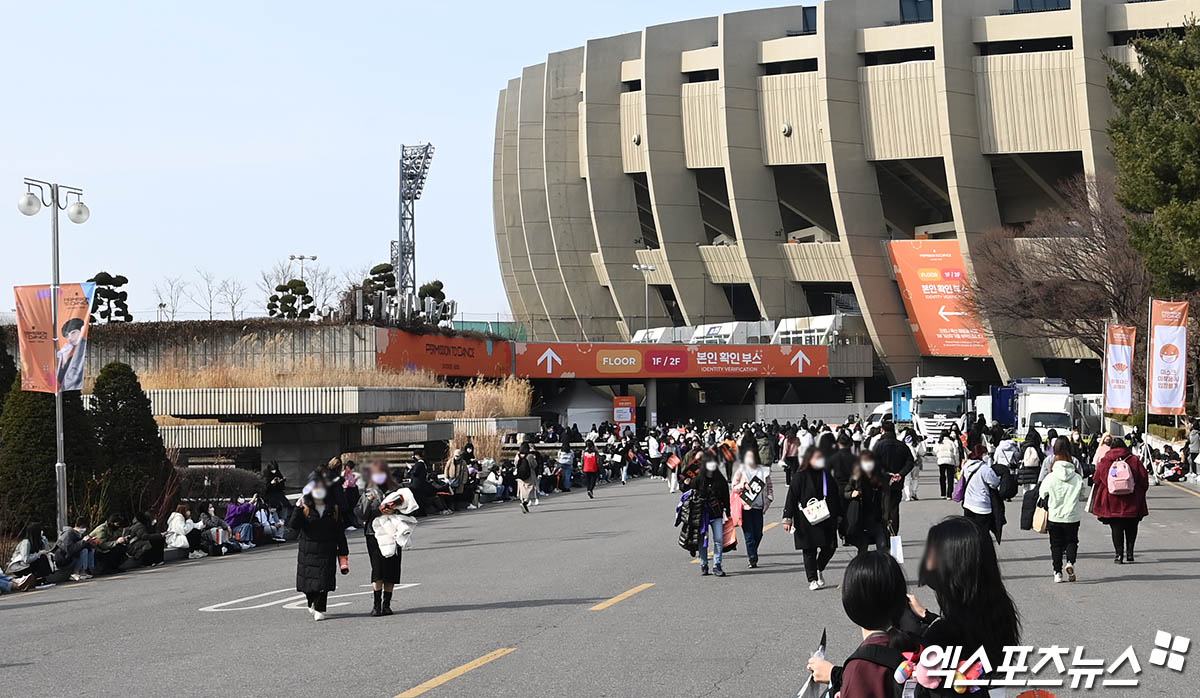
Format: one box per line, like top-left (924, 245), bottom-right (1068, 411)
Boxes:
top-left (4, 462), bottom-right (1199, 698)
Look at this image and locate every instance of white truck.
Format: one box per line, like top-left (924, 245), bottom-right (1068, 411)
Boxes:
top-left (910, 376), bottom-right (971, 452)
top-left (1013, 379), bottom-right (1073, 440)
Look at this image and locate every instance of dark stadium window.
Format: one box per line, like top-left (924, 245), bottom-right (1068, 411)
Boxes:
top-left (763, 59), bottom-right (818, 75)
top-left (802, 5), bottom-right (817, 33)
top-left (979, 36), bottom-right (1072, 56)
top-left (622, 79), bottom-right (642, 93)
top-left (863, 46), bottom-right (934, 66)
top-left (685, 69), bottom-right (719, 83)
top-left (899, 0), bottom-right (933, 24)
top-left (1003, 0), bottom-right (1069, 14)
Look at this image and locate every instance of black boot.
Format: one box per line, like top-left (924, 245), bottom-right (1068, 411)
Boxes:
top-left (1126, 548), bottom-right (1136, 563)
top-left (381, 591), bottom-right (394, 616)
top-left (370, 590), bottom-right (382, 617)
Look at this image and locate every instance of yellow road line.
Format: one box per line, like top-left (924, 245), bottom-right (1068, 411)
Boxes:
top-left (1164, 481), bottom-right (1200, 500)
top-left (590, 583), bottom-right (655, 611)
top-left (395, 648), bottom-right (516, 698)
top-left (764, 521), bottom-right (780, 532)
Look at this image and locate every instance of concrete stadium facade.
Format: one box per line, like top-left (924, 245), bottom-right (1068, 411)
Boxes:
top-left (492, 0), bottom-right (1192, 383)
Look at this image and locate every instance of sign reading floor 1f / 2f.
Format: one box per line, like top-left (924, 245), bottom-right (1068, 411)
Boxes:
top-left (513, 343), bottom-right (828, 380)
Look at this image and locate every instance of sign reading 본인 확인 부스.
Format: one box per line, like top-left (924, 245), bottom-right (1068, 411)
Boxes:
top-left (887, 240), bottom-right (989, 356)
top-left (513, 343), bottom-right (828, 380)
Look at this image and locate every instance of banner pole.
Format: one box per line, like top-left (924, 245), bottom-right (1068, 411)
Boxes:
top-left (1102, 323), bottom-right (1109, 420)
top-left (1145, 297), bottom-right (1153, 440)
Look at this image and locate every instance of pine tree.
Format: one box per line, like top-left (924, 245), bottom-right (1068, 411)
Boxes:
top-left (0, 374), bottom-right (100, 531)
top-left (89, 362), bottom-right (170, 516)
top-left (1108, 20), bottom-right (1200, 296)
top-left (0, 339), bottom-right (15, 416)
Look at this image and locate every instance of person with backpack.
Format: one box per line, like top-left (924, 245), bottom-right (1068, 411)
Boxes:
top-left (1092, 437), bottom-right (1150, 564)
top-left (806, 551), bottom-right (916, 698)
top-left (1037, 440), bottom-right (1085, 583)
top-left (957, 444), bottom-right (1009, 543)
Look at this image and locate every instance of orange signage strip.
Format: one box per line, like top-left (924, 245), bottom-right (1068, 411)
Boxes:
top-left (376, 328), bottom-right (512, 378)
top-left (888, 240), bottom-right (989, 357)
top-left (513, 342), bottom-right (828, 380)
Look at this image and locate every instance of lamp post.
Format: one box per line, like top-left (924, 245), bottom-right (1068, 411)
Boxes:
top-left (289, 254), bottom-right (317, 282)
top-left (18, 178), bottom-right (90, 534)
top-left (632, 264), bottom-right (657, 337)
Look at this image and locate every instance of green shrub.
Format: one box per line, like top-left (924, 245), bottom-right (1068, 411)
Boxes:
top-left (0, 373), bottom-right (101, 535)
top-left (89, 362), bottom-right (173, 518)
top-left (1148, 424), bottom-right (1186, 442)
top-left (174, 466), bottom-right (266, 504)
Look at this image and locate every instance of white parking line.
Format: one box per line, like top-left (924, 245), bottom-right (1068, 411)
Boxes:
top-left (198, 583), bottom-right (419, 612)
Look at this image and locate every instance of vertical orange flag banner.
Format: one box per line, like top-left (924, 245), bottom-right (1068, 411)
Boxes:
top-left (13, 283), bottom-right (97, 393)
top-left (1148, 300), bottom-right (1188, 416)
top-left (1103, 325), bottom-right (1136, 415)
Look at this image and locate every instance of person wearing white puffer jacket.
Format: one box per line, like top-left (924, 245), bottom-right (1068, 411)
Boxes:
top-left (356, 460), bottom-right (415, 617)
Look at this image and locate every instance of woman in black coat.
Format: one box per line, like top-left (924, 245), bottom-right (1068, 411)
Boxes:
top-left (841, 453), bottom-right (891, 556)
top-left (782, 446), bottom-right (841, 590)
top-left (288, 477), bottom-right (349, 621)
top-left (690, 457), bottom-right (731, 577)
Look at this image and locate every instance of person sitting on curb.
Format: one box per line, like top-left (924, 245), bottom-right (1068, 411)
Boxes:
top-left (224, 495), bottom-right (259, 548)
top-left (166, 505), bottom-right (208, 559)
top-left (53, 518), bottom-right (97, 581)
top-left (8, 524), bottom-right (54, 587)
top-left (88, 514), bottom-right (129, 575)
top-left (125, 512), bottom-right (166, 568)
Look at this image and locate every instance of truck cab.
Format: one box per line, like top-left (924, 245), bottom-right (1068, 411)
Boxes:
top-left (999, 378), bottom-right (1073, 440)
top-left (907, 376), bottom-right (970, 452)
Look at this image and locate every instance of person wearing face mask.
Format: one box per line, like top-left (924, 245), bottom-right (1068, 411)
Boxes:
top-left (782, 446), bottom-right (842, 591)
top-left (692, 457), bottom-right (731, 577)
top-left (842, 453), bottom-right (891, 556)
top-left (731, 450), bottom-right (774, 569)
top-left (289, 476), bottom-right (350, 621)
top-left (198, 502), bottom-right (238, 555)
top-left (357, 460), bottom-right (404, 616)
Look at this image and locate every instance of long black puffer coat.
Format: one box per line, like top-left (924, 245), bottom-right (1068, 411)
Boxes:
top-left (288, 498), bottom-right (349, 594)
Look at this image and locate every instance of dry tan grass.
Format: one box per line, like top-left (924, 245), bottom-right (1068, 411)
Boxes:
top-left (449, 432), bottom-right (505, 463)
top-left (131, 362), bottom-right (442, 391)
top-left (438, 376), bottom-right (533, 419)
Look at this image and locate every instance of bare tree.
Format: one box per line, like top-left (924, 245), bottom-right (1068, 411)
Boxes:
top-left (969, 173), bottom-right (1156, 397)
top-left (257, 260), bottom-right (293, 298)
top-left (305, 265), bottom-right (338, 313)
top-left (153, 276), bottom-right (190, 322)
top-left (217, 278), bottom-right (248, 320)
top-left (187, 268), bottom-right (220, 320)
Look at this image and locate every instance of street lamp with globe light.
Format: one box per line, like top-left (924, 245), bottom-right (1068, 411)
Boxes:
top-left (17, 177), bottom-right (90, 533)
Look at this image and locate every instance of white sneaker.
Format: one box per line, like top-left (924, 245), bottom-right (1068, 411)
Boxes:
top-left (808, 580), bottom-right (820, 591)
top-left (1053, 572), bottom-right (1064, 584)
top-left (69, 572), bottom-right (86, 582)
top-left (466, 504), bottom-right (478, 510)
top-left (242, 542), bottom-right (255, 549)
top-left (533, 500), bottom-right (540, 506)
top-left (308, 605), bottom-right (316, 618)
top-left (817, 571), bottom-right (826, 587)
top-left (1064, 563), bottom-right (1076, 582)
top-left (313, 610), bottom-right (326, 621)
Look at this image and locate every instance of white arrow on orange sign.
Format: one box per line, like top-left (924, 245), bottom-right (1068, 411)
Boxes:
top-left (537, 347), bottom-right (562, 374)
top-left (938, 305), bottom-right (968, 322)
top-left (789, 348), bottom-right (811, 373)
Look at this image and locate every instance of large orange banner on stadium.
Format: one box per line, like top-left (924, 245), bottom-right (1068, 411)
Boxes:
top-left (1103, 325), bottom-right (1136, 415)
top-left (513, 342), bottom-right (828, 380)
top-left (14, 283), bottom-right (96, 393)
top-left (887, 240), bottom-right (989, 356)
top-left (376, 328), bottom-right (512, 378)
top-left (1148, 300), bottom-right (1188, 416)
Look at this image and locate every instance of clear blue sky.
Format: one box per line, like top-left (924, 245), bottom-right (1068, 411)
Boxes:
top-left (0, 1), bottom-right (786, 321)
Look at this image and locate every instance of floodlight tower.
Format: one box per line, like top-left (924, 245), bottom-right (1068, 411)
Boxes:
top-left (391, 143), bottom-right (435, 306)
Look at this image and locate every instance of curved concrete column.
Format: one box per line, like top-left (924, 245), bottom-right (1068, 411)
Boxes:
top-left (933, 0), bottom-right (1040, 381)
top-left (718, 8), bottom-right (810, 321)
top-left (503, 76), bottom-right (555, 340)
top-left (493, 89), bottom-right (528, 325)
top-left (582, 32), bottom-right (669, 339)
top-left (817, 0), bottom-right (919, 383)
top-left (544, 47), bottom-right (623, 341)
top-left (519, 63), bottom-right (576, 340)
top-left (641, 18), bottom-right (734, 326)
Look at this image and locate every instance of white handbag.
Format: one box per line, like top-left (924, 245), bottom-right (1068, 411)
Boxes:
top-left (802, 497), bottom-right (830, 524)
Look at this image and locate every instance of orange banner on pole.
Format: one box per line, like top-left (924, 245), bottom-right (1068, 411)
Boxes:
top-left (1148, 300), bottom-right (1188, 416)
top-left (376, 327), bottom-right (512, 378)
top-left (1103, 325), bottom-right (1136, 415)
top-left (887, 240), bottom-right (989, 356)
top-left (513, 343), bottom-right (828, 380)
top-left (14, 283), bottom-right (96, 393)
